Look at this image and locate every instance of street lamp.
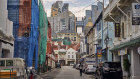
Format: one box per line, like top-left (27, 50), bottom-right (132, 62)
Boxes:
top-left (104, 35), bottom-right (109, 61)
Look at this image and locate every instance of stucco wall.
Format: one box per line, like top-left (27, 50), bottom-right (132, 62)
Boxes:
top-left (0, 0), bottom-right (14, 58)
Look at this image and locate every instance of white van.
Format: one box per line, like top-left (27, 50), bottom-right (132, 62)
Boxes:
top-left (0, 58), bottom-right (27, 79)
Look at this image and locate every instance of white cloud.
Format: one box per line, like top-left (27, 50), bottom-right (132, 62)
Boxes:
top-left (43, 0), bottom-right (103, 17)
top-left (46, 5), bottom-right (91, 17)
top-left (70, 6), bottom-right (91, 17)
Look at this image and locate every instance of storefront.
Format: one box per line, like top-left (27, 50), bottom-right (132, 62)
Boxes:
top-left (110, 37), bottom-right (140, 79)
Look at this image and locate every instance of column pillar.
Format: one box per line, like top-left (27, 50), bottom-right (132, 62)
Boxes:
top-left (131, 48), bottom-right (140, 79)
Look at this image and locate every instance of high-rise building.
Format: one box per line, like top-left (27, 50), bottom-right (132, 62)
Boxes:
top-left (48, 11), bottom-right (75, 33)
top-left (76, 17), bottom-right (84, 34)
top-left (62, 3), bottom-right (69, 12)
top-left (51, 1), bottom-right (69, 17)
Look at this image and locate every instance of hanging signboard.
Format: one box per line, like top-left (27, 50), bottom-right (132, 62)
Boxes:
top-left (132, 3), bottom-right (140, 25)
top-left (118, 48), bottom-right (127, 56)
top-left (115, 23), bottom-right (120, 37)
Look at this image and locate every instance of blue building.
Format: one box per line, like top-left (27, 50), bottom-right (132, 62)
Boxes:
top-left (102, 22), bottom-right (114, 62)
top-left (91, 2), bottom-right (103, 24)
top-left (84, 10), bottom-right (92, 27)
top-left (94, 12), bottom-right (115, 62)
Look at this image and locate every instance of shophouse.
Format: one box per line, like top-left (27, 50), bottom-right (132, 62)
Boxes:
top-left (104, 0), bottom-right (140, 78)
top-left (0, 0), bottom-right (14, 58)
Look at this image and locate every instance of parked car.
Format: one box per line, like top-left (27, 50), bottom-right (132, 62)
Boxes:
top-left (55, 62), bottom-right (61, 68)
top-left (96, 62), bottom-right (123, 79)
top-left (84, 64), bottom-right (96, 74)
top-left (76, 64), bottom-right (80, 69)
top-left (73, 64), bottom-right (76, 68)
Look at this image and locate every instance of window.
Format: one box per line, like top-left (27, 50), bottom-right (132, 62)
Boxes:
top-left (68, 55), bottom-right (70, 59)
top-left (72, 55), bottom-right (74, 58)
top-left (0, 60), bottom-right (5, 67)
top-left (6, 60), bottom-right (13, 66)
top-left (74, 37), bottom-right (76, 41)
top-left (61, 18), bottom-right (66, 25)
top-left (122, 22), bottom-right (125, 38)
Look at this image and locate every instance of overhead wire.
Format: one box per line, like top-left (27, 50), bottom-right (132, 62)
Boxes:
top-left (73, 0), bottom-right (98, 13)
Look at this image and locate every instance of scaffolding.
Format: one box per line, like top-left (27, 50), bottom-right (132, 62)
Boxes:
top-left (7, 0), bottom-right (39, 69)
top-left (39, 0), bottom-right (48, 65)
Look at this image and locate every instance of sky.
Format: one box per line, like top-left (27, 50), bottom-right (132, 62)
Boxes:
top-left (42, 0), bottom-right (109, 17)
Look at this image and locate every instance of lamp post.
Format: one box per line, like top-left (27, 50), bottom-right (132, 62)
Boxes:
top-left (94, 44), bottom-right (99, 66)
top-left (104, 35), bottom-right (109, 61)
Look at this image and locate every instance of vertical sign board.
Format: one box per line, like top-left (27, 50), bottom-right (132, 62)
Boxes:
top-left (115, 23), bottom-right (120, 37)
top-left (97, 47), bottom-right (102, 57)
top-left (132, 3), bottom-right (140, 25)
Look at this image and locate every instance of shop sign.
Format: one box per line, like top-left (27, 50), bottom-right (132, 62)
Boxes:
top-left (132, 3), bottom-right (140, 25)
top-left (98, 54), bottom-right (102, 57)
top-left (132, 3), bottom-right (140, 17)
top-left (137, 47), bottom-right (140, 54)
top-left (118, 48), bottom-right (127, 56)
top-left (115, 23), bottom-right (120, 37)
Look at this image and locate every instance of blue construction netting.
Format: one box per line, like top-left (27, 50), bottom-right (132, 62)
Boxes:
top-left (27, 0), bottom-right (39, 69)
top-left (7, 0), bottom-right (39, 69)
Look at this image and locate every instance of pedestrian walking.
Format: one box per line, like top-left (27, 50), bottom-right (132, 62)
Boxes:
top-left (29, 71), bottom-right (34, 79)
top-left (79, 63), bottom-right (83, 76)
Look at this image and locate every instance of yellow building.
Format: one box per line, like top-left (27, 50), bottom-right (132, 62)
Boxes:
top-left (56, 29), bottom-right (80, 43)
top-left (84, 17), bottom-right (93, 35)
top-left (51, 7), bottom-right (58, 17)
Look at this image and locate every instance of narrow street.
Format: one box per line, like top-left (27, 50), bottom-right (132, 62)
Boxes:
top-left (40, 66), bottom-right (94, 79)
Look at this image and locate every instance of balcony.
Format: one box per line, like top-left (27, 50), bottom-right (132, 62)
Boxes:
top-left (103, 0), bottom-right (132, 21)
top-left (103, 0), bottom-right (120, 20)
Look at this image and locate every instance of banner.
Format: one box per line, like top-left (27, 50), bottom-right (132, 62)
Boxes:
top-left (97, 47), bottom-right (102, 56)
top-left (118, 48), bottom-right (127, 56)
top-left (115, 23), bottom-right (120, 37)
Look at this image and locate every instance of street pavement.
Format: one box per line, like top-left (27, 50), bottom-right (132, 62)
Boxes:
top-left (39, 66), bottom-right (94, 79)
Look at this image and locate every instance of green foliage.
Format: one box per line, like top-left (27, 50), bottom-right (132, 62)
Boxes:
top-left (123, 59), bottom-right (131, 72)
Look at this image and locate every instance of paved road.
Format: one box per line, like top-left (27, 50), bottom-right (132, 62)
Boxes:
top-left (40, 66), bottom-right (94, 79)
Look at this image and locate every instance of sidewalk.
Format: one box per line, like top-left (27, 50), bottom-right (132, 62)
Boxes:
top-left (35, 68), bottom-right (56, 79)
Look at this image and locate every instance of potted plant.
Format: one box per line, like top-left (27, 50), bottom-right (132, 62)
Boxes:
top-left (123, 59), bottom-right (131, 77)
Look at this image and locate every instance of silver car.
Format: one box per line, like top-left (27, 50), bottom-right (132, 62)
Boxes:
top-left (76, 64), bottom-right (80, 69)
top-left (85, 65), bottom-right (96, 74)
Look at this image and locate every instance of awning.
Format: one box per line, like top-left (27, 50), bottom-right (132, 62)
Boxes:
top-left (58, 49), bottom-right (67, 53)
top-left (110, 36), bottom-right (140, 51)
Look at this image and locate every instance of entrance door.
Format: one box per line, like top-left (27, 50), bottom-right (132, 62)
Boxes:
top-left (59, 60), bottom-right (65, 66)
